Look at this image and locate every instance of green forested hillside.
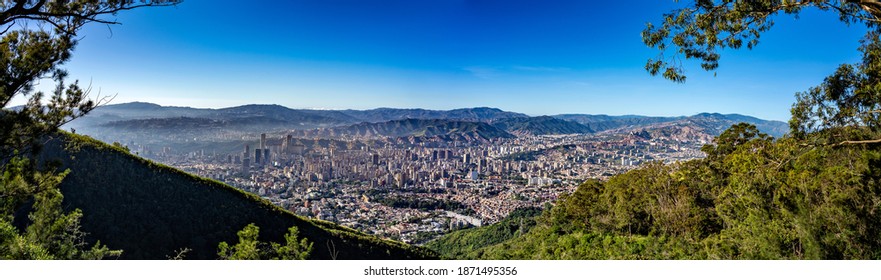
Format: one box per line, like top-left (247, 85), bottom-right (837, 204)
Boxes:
top-left (438, 124), bottom-right (881, 259)
top-left (36, 133), bottom-right (436, 260)
top-left (426, 207), bottom-right (541, 259)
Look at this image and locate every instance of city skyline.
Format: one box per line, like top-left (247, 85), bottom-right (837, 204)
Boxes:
top-left (9, 1), bottom-right (872, 121)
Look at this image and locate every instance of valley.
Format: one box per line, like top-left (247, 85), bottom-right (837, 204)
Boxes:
top-left (65, 102), bottom-right (786, 244)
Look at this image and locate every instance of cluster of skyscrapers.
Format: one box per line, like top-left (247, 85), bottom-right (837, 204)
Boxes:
top-left (241, 134), bottom-right (272, 174)
top-left (239, 133), bottom-right (310, 174)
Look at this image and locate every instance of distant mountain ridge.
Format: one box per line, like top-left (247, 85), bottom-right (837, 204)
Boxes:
top-left (66, 102), bottom-right (789, 139)
top-left (297, 118), bottom-right (515, 140)
top-left (73, 103), bottom-right (527, 128)
top-left (492, 116), bottom-right (594, 135)
top-left (554, 114), bottom-right (680, 132)
top-left (341, 107), bottom-right (529, 123)
top-left (554, 112), bottom-right (788, 137)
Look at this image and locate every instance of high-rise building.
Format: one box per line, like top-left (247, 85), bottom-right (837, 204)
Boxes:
top-left (255, 148), bottom-right (262, 165)
top-left (395, 172), bottom-right (407, 188)
top-left (260, 133), bottom-right (267, 150)
top-left (242, 158), bottom-right (250, 174)
top-left (243, 144), bottom-right (250, 160)
top-left (264, 148), bottom-right (270, 165)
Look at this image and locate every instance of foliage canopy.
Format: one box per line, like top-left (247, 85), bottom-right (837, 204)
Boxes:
top-left (217, 223), bottom-right (313, 260)
top-left (643, 0), bottom-right (881, 82)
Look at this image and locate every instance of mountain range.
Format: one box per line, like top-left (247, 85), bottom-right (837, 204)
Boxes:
top-left (66, 102), bottom-right (789, 140)
top-left (555, 112), bottom-right (788, 137)
top-left (296, 118), bottom-right (515, 140)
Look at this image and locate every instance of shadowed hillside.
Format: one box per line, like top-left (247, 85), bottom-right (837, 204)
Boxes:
top-left (37, 133), bottom-right (437, 260)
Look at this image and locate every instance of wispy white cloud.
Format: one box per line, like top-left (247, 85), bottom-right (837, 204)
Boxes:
top-left (569, 81), bottom-right (591, 87)
top-left (463, 65), bottom-right (573, 79)
top-left (511, 65), bottom-right (571, 72)
top-left (463, 66), bottom-right (500, 79)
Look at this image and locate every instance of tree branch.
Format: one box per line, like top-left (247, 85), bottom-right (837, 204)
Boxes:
top-left (851, 0), bottom-right (881, 19)
top-left (0, 1), bottom-right (180, 33)
top-left (833, 138), bottom-right (881, 146)
top-left (824, 1), bottom-right (881, 23)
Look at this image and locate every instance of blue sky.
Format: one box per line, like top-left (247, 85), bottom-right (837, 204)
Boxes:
top-left (14, 0), bottom-right (872, 121)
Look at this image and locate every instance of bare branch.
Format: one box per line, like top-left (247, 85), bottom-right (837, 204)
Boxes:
top-left (833, 138), bottom-right (881, 146)
top-left (825, 2), bottom-right (881, 23)
top-left (326, 240), bottom-right (339, 260)
top-left (847, 0), bottom-right (881, 19)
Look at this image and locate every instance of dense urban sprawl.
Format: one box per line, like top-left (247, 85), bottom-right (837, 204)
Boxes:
top-left (132, 132), bottom-right (705, 244)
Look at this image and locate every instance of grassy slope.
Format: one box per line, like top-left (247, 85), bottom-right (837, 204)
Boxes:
top-left (38, 133), bottom-right (437, 260)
